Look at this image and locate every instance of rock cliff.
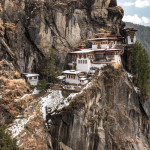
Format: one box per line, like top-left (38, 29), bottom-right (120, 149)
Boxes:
top-left (1, 1), bottom-right (149, 150)
top-left (0, 0), bottom-right (124, 73)
top-left (47, 66), bottom-right (150, 150)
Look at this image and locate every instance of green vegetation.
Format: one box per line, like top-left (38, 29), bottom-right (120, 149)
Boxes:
top-left (126, 22), bottom-right (150, 56)
top-left (38, 47), bottom-right (59, 90)
top-left (0, 126), bottom-right (19, 150)
top-left (129, 42), bottom-right (150, 98)
top-left (37, 79), bottom-right (47, 90)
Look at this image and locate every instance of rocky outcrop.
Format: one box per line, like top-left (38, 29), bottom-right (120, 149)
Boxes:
top-left (0, 0), bottom-right (124, 73)
top-left (47, 66), bottom-right (150, 150)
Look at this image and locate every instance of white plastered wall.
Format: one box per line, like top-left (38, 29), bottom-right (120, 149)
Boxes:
top-left (76, 58), bottom-right (91, 73)
top-left (65, 75), bottom-right (80, 84)
top-left (27, 77), bottom-right (39, 86)
top-left (127, 36), bottom-right (136, 44)
top-left (92, 45), bottom-right (98, 49)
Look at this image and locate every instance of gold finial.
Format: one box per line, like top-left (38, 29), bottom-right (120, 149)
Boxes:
top-left (106, 30), bottom-right (111, 34)
top-left (99, 28), bottom-right (105, 33)
top-left (80, 43), bottom-right (86, 48)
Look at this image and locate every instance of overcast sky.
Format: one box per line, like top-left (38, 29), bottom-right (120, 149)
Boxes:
top-left (117, 0), bottom-right (150, 26)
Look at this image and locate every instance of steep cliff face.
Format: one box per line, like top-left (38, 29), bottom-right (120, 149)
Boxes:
top-left (0, 0), bottom-right (124, 73)
top-left (47, 67), bottom-right (150, 150)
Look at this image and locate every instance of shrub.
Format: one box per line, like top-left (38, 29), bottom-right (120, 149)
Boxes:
top-left (37, 79), bottom-right (47, 91)
top-left (0, 126), bottom-right (19, 150)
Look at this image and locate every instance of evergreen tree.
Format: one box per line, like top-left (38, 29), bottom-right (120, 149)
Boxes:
top-left (129, 42), bottom-right (150, 98)
top-left (39, 47), bottom-right (59, 84)
top-left (37, 79), bottom-right (47, 90)
top-left (0, 126), bottom-right (19, 150)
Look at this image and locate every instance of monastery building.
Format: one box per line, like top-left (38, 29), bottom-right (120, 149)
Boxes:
top-left (58, 28), bottom-right (137, 85)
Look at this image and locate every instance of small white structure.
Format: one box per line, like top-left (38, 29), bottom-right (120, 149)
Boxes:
top-left (62, 70), bottom-right (88, 85)
top-left (79, 77), bottom-right (89, 85)
top-left (23, 73), bottom-right (39, 86)
top-left (123, 27), bottom-right (137, 45)
top-left (70, 49), bottom-right (95, 73)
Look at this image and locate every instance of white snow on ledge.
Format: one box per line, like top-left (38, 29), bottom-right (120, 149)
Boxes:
top-left (8, 82), bottom-right (93, 137)
top-left (133, 86), bottom-right (140, 94)
top-left (32, 87), bottom-right (40, 94)
top-left (126, 72), bottom-right (140, 94)
top-left (14, 94), bottom-right (30, 102)
top-left (8, 82), bottom-right (93, 138)
top-left (127, 72), bottom-right (133, 78)
top-left (40, 90), bottom-right (64, 121)
top-left (7, 114), bottom-right (35, 138)
top-left (40, 82), bottom-right (93, 121)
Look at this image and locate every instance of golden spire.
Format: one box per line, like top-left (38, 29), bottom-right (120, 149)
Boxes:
top-left (80, 43), bottom-right (86, 48)
top-left (99, 28), bottom-right (105, 33)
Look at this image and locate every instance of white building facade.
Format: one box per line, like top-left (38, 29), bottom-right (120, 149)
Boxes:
top-left (76, 56), bottom-right (92, 73)
top-left (24, 74), bottom-right (39, 86)
top-left (123, 27), bottom-right (137, 45)
top-left (62, 70), bottom-right (88, 85)
top-left (126, 35), bottom-right (136, 45)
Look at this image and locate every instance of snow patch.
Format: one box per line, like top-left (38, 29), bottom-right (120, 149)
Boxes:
top-left (14, 94), bottom-right (31, 102)
top-left (83, 82), bottom-right (92, 90)
top-left (32, 87), bottom-right (40, 94)
top-left (47, 89), bottom-right (52, 93)
top-left (127, 72), bottom-right (133, 78)
top-left (7, 114), bottom-right (35, 138)
top-left (57, 93), bottom-right (79, 110)
top-left (40, 82), bottom-right (93, 121)
top-left (126, 72), bottom-right (140, 94)
top-left (68, 93), bottom-right (79, 99)
top-left (40, 90), bottom-right (64, 121)
top-left (133, 86), bottom-right (140, 93)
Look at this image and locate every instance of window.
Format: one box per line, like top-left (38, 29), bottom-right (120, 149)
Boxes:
top-left (78, 60), bottom-right (80, 63)
top-left (81, 60), bottom-right (82, 64)
top-left (34, 76), bottom-right (37, 79)
top-left (131, 38), bottom-right (133, 42)
top-left (85, 60), bottom-right (87, 64)
top-left (29, 77), bottom-right (32, 80)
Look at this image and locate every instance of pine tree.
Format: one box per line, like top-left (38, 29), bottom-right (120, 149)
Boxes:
top-left (37, 79), bottom-right (47, 90)
top-left (129, 42), bottom-right (150, 98)
top-left (39, 47), bottom-right (59, 84)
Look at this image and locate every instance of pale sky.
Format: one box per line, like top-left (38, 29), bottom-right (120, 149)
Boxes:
top-left (117, 0), bottom-right (150, 26)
